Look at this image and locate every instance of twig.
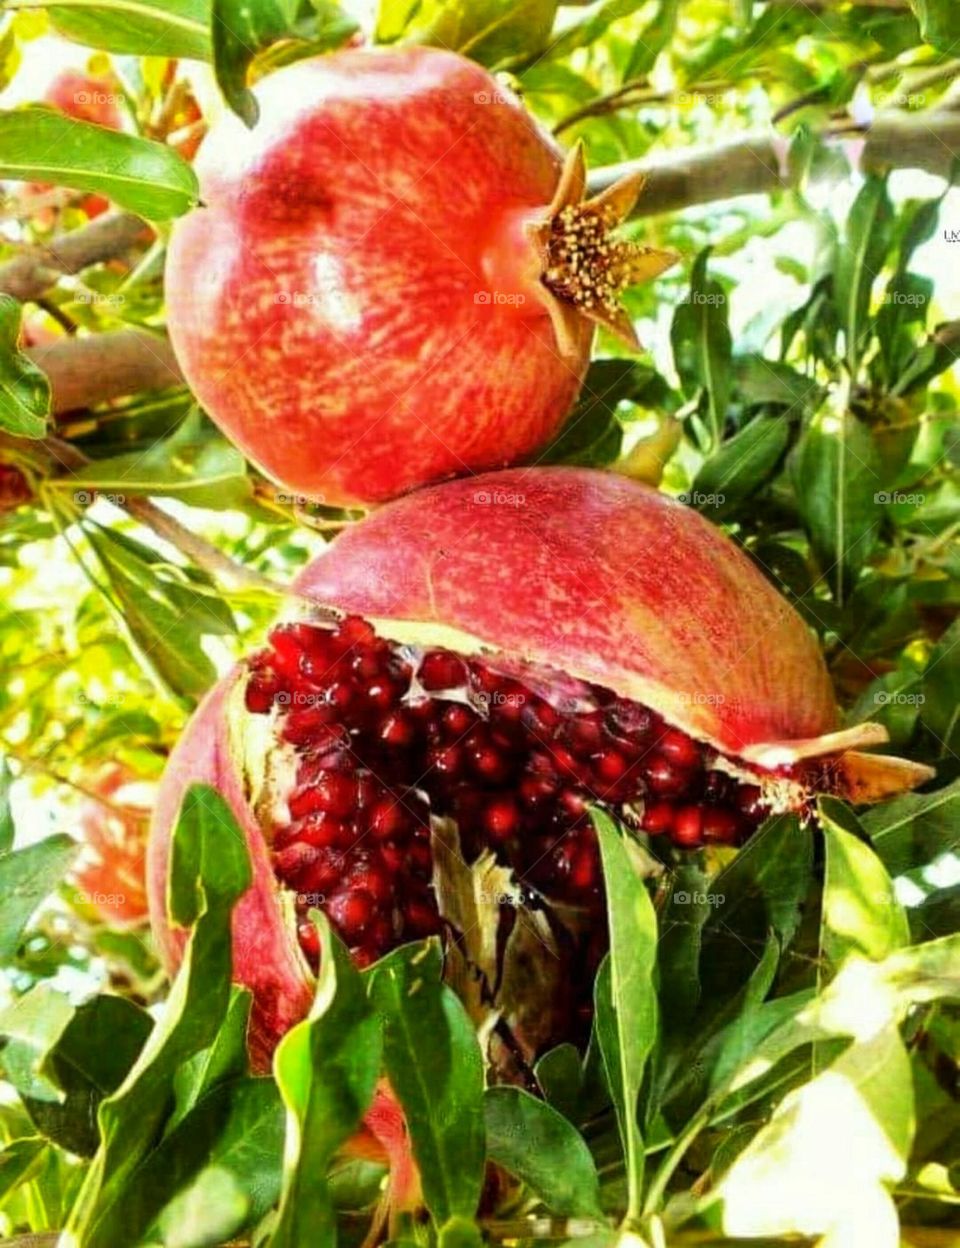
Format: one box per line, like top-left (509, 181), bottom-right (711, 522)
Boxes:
top-left (586, 110), bottom-right (960, 216)
top-left (28, 330), bottom-right (183, 413)
top-left (41, 436), bottom-right (286, 597)
top-left (0, 212), bottom-right (147, 302)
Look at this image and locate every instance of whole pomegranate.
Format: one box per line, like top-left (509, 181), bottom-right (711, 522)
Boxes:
top-left (148, 466), bottom-right (930, 1067)
top-left (72, 764), bottom-right (152, 926)
top-left (164, 48), bottom-right (676, 507)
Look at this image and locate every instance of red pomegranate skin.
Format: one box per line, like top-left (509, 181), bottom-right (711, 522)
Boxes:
top-left (148, 679), bottom-right (312, 1070)
top-left (165, 47), bottom-right (592, 508)
top-left (294, 466), bottom-right (838, 758)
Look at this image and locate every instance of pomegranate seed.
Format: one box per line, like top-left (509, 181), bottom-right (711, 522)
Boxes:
top-left (296, 813), bottom-right (350, 849)
top-left (594, 749), bottom-right (628, 783)
top-left (338, 616), bottom-right (376, 647)
top-left (328, 890), bottom-right (375, 939)
top-left (484, 796), bottom-right (520, 842)
top-left (468, 740), bottom-right (510, 784)
top-left (672, 806), bottom-right (704, 847)
top-left (570, 845), bottom-right (597, 891)
top-left (297, 920), bottom-right (320, 959)
top-left (519, 774), bottom-right (558, 807)
top-left (644, 754), bottom-right (691, 797)
top-left (419, 650), bottom-right (466, 691)
top-left (369, 799), bottom-right (409, 841)
top-left (702, 806), bottom-right (741, 844)
top-left (641, 801), bottom-right (675, 835)
top-left (442, 704), bottom-right (477, 737)
top-left (313, 772), bottom-right (359, 817)
top-left (404, 896), bottom-right (440, 936)
top-left (380, 709), bottom-right (416, 747)
top-left (428, 744), bottom-right (463, 779)
top-left (736, 785), bottom-right (766, 821)
top-left (246, 673), bottom-right (279, 713)
top-left (658, 728), bottom-right (701, 769)
top-left (348, 864), bottom-right (392, 904)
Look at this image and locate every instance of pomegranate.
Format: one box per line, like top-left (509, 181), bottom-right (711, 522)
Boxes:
top-left (164, 48), bottom-right (676, 508)
top-left (72, 764), bottom-right (152, 926)
top-left (148, 467), bottom-right (930, 1060)
top-left (45, 69), bottom-right (124, 130)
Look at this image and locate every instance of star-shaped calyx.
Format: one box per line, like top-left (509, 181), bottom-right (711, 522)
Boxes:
top-left (531, 142), bottom-right (678, 360)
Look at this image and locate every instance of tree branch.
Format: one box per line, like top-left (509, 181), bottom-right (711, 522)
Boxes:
top-left (28, 330), bottom-right (183, 413)
top-left (42, 436), bottom-right (285, 596)
top-left (0, 212), bottom-right (146, 302)
top-left (587, 110), bottom-right (960, 216)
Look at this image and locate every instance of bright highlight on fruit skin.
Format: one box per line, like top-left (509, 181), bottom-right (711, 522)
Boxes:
top-left (164, 48), bottom-right (676, 509)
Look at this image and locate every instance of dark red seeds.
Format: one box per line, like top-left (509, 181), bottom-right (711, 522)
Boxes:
top-left (246, 616), bottom-right (772, 968)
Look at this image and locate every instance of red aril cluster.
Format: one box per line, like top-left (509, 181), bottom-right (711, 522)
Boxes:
top-left (244, 615), bottom-right (771, 967)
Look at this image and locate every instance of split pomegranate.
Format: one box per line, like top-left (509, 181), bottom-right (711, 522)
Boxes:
top-left (164, 48), bottom-right (676, 507)
top-left (148, 466), bottom-right (931, 1069)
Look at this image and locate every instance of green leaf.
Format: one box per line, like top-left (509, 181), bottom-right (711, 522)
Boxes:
top-left (909, 0), bottom-right (960, 52)
top-left (0, 982), bottom-right (76, 1103)
top-left (0, 834), bottom-right (78, 963)
top-left (20, 994), bottom-right (154, 1157)
top-left (48, 0), bottom-right (211, 59)
top-left (170, 987), bottom-right (252, 1131)
top-left (862, 777), bottom-right (960, 876)
top-left (671, 249), bottom-right (732, 450)
top-left (791, 409), bottom-right (883, 604)
top-left (0, 295), bottom-right (50, 439)
top-left (818, 799), bottom-right (909, 972)
top-left (483, 1086), bottom-right (603, 1218)
top-left (0, 757), bottom-right (15, 855)
top-left (64, 784), bottom-right (251, 1247)
top-left (0, 109), bottom-right (199, 220)
top-left (367, 939), bottom-right (485, 1227)
top-left (592, 809), bottom-right (658, 1221)
top-left (270, 914), bottom-right (381, 1247)
top-left (0, 1137), bottom-right (47, 1207)
top-left (921, 619), bottom-right (960, 758)
top-left (834, 175), bottom-right (893, 373)
top-left (375, 0), bottom-right (558, 67)
top-left (693, 415), bottom-right (790, 515)
top-left (97, 1077), bottom-right (285, 1247)
top-left (699, 814), bottom-right (812, 1005)
top-left (212, 0), bottom-right (299, 126)
top-left (70, 420), bottom-right (253, 511)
